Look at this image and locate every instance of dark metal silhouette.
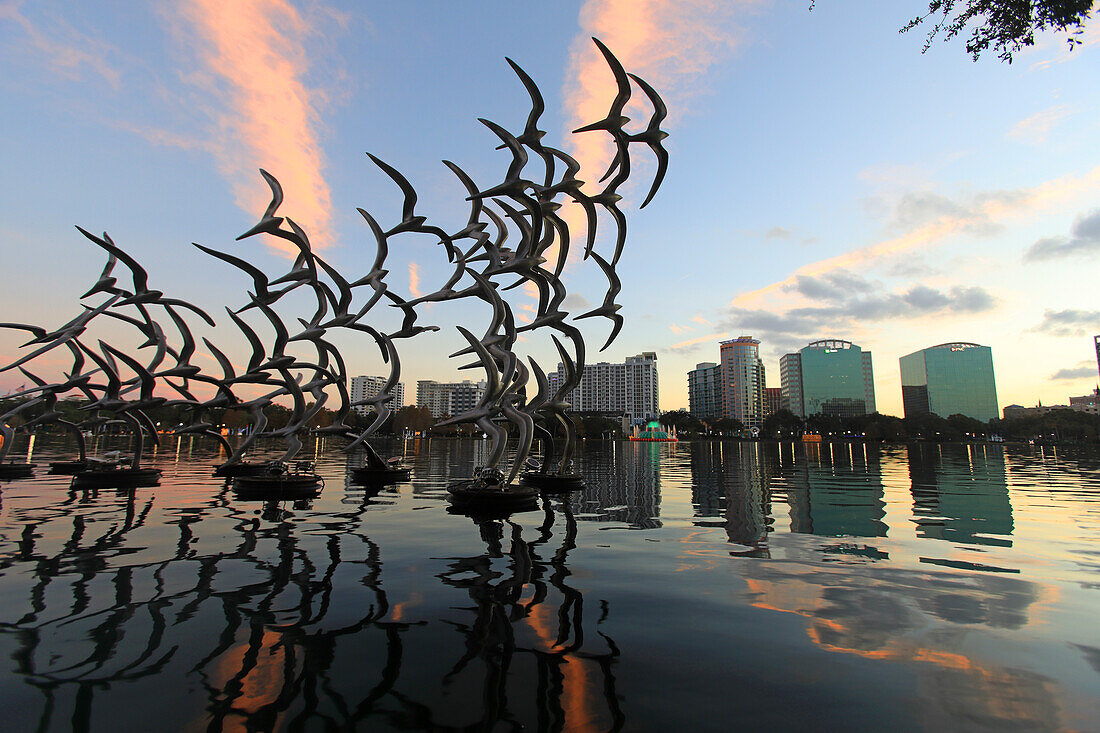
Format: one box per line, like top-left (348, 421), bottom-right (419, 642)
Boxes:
top-left (0, 37), bottom-right (668, 508)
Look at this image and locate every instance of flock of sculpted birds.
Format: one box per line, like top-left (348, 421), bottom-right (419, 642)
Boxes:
top-left (0, 39), bottom-right (668, 506)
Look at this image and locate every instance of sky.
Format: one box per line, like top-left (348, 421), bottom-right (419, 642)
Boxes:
top-left (2, 0), bottom-right (1099, 416)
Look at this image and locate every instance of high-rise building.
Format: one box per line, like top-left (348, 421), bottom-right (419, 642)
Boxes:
top-left (549, 352), bottom-right (659, 424)
top-left (719, 337), bottom-right (764, 428)
top-left (349, 376), bottom-right (404, 416)
top-left (688, 362), bottom-right (722, 418)
top-left (899, 342), bottom-right (998, 422)
top-left (764, 387), bottom-right (782, 418)
top-left (780, 339), bottom-right (876, 418)
top-left (779, 353), bottom-right (802, 415)
top-left (416, 380), bottom-right (486, 418)
top-left (1095, 335), bottom-right (1100, 382)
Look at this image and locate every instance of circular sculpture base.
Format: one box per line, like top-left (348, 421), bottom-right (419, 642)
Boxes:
top-left (233, 473), bottom-right (322, 500)
top-left (214, 462), bottom-right (272, 478)
top-left (447, 478), bottom-right (538, 511)
top-left (520, 471), bottom-right (585, 492)
top-left (351, 465), bottom-right (411, 485)
top-left (73, 467), bottom-right (161, 489)
top-left (0, 462), bottom-right (35, 479)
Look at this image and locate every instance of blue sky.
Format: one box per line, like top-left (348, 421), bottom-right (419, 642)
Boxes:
top-left (2, 0), bottom-right (1099, 415)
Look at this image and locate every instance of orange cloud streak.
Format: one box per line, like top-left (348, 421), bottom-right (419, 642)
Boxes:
top-left (180, 0), bottom-right (333, 255)
top-left (558, 0), bottom-right (755, 267)
top-left (408, 262), bottom-right (421, 299)
top-left (564, 0), bottom-right (751, 193)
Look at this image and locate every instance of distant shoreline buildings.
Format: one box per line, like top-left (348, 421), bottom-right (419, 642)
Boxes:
top-left (681, 335), bottom-right (1100, 424)
top-left (363, 333), bottom-right (1099, 428)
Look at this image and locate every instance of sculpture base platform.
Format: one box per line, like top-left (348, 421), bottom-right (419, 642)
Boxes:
top-left (351, 465), bottom-right (411, 485)
top-left (73, 467), bottom-right (161, 489)
top-left (520, 471), bottom-right (585, 492)
top-left (214, 462), bottom-right (272, 478)
top-left (0, 462), bottom-right (35, 479)
top-left (233, 473), bottom-right (322, 500)
top-left (49, 460), bottom-right (92, 475)
top-left (447, 478), bottom-right (538, 510)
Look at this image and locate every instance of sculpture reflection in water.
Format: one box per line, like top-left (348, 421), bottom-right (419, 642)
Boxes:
top-left (0, 479), bottom-right (622, 730)
top-left (436, 499), bottom-right (624, 731)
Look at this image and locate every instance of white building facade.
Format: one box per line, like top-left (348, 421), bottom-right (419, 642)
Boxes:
top-left (349, 376), bottom-right (405, 416)
top-left (548, 352), bottom-right (659, 425)
top-left (416, 380), bottom-right (487, 418)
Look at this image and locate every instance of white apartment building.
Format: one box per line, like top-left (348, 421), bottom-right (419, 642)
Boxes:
top-left (349, 376), bottom-right (405, 416)
top-left (548, 352), bottom-right (659, 425)
top-left (416, 380), bottom-right (487, 418)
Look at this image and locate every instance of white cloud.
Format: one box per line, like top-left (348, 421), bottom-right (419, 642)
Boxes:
top-left (1006, 105), bottom-right (1072, 145)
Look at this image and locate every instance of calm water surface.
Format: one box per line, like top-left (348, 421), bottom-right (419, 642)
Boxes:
top-left (1, 437), bottom-right (1098, 731)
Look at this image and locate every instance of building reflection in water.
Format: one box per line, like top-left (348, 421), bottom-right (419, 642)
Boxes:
top-left (689, 441), bottom-right (774, 556)
top-left (780, 441), bottom-right (887, 541)
top-left (0, 438), bottom-right (1090, 731)
top-left (574, 441), bottom-right (662, 529)
top-left (908, 443), bottom-right (1013, 547)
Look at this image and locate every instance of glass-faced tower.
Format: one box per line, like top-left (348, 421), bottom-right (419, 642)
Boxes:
top-left (900, 342), bottom-right (998, 422)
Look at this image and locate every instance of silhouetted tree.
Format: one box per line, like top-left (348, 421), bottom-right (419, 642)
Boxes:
top-left (710, 417), bottom-right (744, 435)
top-left (659, 409), bottom-right (706, 435)
top-left (392, 406), bottom-right (434, 435)
top-left (575, 414), bottom-right (623, 439)
top-left (811, 1), bottom-right (1092, 62)
top-left (762, 409), bottom-right (804, 438)
top-left (805, 412), bottom-right (845, 436)
top-left (901, 0), bottom-right (1092, 62)
top-left (994, 408), bottom-right (1100, 442)
top-left (847, 412), bottom-right (908, 441)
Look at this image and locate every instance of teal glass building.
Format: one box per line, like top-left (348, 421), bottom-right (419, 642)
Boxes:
top-left (780, 340), bottom-right (875, 418)
top-left (899, 342), bottom-right (998, 422)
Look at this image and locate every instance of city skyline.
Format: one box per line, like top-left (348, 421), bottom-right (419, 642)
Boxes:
top-left (2, 2), bottom-right (1098, 415)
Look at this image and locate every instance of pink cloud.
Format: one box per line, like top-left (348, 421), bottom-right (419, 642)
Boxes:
top-left (563, 0), bottom-right (755, 194)
top-left (408, 262), bottom-right (421, 299)
top-left (177, 0), bottom-right (334, 255)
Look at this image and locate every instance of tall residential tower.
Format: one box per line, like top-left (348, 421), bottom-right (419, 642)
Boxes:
top-left (549, 352), bottom-right (659, 425)
top-left (349, 376), bottom-right (405, 416)
top-left (719, 337), bottom-right (764, 428)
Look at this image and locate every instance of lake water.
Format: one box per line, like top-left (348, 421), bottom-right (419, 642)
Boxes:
top-left (1, 436), bottom-right (1098, 731)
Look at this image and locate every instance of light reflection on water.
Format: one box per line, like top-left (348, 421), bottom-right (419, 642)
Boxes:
top-left (0, 436), bottom-right (1098, 730)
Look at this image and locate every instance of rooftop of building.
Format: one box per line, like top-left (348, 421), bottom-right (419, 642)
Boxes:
top-left (929, 342), bottom-right (985, 350)
top-left (804, 338), bottom-right (859, 350)
top-left (900, 342), bottom-right (990, 359)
